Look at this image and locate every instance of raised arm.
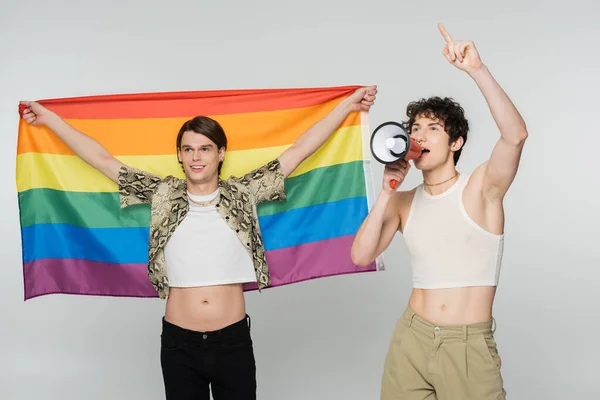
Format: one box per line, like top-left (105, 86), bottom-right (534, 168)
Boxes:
top-left (438, 24), bottom-right (528, 200)
top-left (233, 86), bottom-right (378, 205)
top-left (20, 101), bottom-right (124, 183)
top-left (277, 86), bottom-right (377, 178)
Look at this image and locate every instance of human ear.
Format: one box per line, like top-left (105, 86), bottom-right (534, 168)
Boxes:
top-left (450, 137), bottom-right (464, 151)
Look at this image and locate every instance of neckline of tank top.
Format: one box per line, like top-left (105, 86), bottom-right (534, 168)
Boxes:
top-left (421, 173), bottom-right (467, 200)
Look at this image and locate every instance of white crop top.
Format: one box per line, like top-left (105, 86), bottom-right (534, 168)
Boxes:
top-left (163, 189), bottom-right (257, 287)
top-left (403, 173), bottom-right (504, 289)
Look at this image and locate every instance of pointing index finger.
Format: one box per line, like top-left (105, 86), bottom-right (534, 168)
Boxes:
top-left (438, 23), bottom-right (452, 43)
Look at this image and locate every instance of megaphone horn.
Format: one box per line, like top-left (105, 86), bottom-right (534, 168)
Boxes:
top-left (370, 121), bottom-right (422, 189)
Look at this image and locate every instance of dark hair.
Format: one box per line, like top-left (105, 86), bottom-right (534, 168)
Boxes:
top-left (402, 96), bottom-right (469, 165)
top-left (176, 116), bottom-right (228, 174)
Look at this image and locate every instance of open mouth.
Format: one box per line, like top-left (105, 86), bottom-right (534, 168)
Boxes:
top-left (190, 165), bottom-right (205, 172)
top-left (421, 147), bottom-right (430, 156)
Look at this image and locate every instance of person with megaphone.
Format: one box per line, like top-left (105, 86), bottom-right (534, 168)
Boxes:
top-left (351, 23), bottom-right (528, 400)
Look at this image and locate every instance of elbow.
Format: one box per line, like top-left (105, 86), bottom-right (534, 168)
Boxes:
top-left (504, 127), bottom-right (528, 147)
top-left (278, 146), bottom-right (306, 178)
top-left (521, 129), bottom-right (529, 143)
top-left (350, 247), bottom-right (374, 267)
top-left (517, 126), bottom-right (529, 144)
top-left (516, 120), bottom-right (529, 141)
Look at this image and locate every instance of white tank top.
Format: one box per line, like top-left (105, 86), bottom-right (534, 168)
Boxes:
top-left (163, 190), bottom-right (257, 287)
top-left (403, 173), bottom-right (504, 289)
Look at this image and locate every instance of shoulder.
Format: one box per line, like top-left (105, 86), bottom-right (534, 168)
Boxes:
top-left (163, 174), bottom-right (185, 186)
top-left (389, 187), bottom-right (418, 232)
top-left (241, 158), bottom-right (283, 184)
top-left (225, 158), bottom-right (286, 203)
top-left (226, 159), bottom-right (282, 184)
top-left (395, 187), bottom-right (418, 209)
top-left (118, 165), bottom-right (161, 183)
top-left (384, 187), bottom-right (417, 221)
top-left (222, 174), bottom-right (247, 193)
top-left (218, 176), bottom-right (250, 201)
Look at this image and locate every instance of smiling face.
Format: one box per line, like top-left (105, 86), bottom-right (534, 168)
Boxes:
top-left (175, 116), bottom-right (228, 188)
top-left (411, 114), bottom-right (463, 172)
top-left (177, 131), bottom-right (225, 186)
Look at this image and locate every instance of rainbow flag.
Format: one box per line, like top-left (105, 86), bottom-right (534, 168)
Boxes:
top-left (16, 85), bottom-right (384, 300)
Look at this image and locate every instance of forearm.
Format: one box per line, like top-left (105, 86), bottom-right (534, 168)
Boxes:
top-left (298, 101), bottom-right (350, 147)
top-left (44, 112), bottom-right (122, 181)
top-left (285, 101), bottom-right (350, 173)
top-left (469, 66), bottom-right (528, 144)
top-left (351, 191), bottom-right (395, 266)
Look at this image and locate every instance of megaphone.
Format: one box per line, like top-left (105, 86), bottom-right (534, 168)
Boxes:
top-left (370, 121), bottom-right (422, 189)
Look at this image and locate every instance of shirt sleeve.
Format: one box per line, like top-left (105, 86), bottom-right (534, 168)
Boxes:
top-left (117, 165), bottom-right (162, 208)
top-left (231, 158), bottom-right (287, 204)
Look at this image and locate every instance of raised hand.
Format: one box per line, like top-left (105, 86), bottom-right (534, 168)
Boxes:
top-left (438, 23), bottom-right (484, 74)
top-left (383, 159), bottom-right (410, 192)
top-left (344, 85), bottom-right (378, 112)
top-left (19, 101), bottom-right (54, 126)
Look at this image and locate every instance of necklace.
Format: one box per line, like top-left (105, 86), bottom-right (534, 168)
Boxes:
top-left (187, 192), bottom-right (219, 207)
top-left (424, 171), bottom-right (459, 187)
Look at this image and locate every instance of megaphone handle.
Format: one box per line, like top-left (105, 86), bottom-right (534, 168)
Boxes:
top-left (390, 179), bottom-right (397, 190)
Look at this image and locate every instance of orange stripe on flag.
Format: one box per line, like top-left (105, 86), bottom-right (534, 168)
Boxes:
top-left (17, 101), bottom-right (361, 156)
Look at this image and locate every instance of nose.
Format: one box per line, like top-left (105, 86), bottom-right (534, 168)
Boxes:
top-left (412, 133), bottom-right (425, 145)
top-left (410, 128), bottom-right (424, 143)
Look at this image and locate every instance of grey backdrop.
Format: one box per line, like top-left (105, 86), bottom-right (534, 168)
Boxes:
top-left (1, 0), bottom-right (598, 399)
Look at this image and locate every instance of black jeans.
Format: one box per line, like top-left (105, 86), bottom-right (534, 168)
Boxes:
top-left (160, 315), bottom-right (256, 400)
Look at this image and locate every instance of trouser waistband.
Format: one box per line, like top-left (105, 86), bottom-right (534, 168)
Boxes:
top-left (162, 314), bottom-right (251, 340)
top-left (401, 305), bottom-right (495, 340)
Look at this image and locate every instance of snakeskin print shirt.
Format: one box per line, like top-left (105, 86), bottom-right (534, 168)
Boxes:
top-left (117, 158), bottom-right (286, 299)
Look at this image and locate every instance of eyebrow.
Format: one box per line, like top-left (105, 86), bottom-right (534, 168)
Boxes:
top-left (413, 122), bottom-right (443, 127)
top-left (181, 144), bottom-right (214, 149)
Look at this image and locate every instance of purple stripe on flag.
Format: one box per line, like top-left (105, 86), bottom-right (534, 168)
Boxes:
top-left (245, 234), bottom-right (376, 291)
top-left (23, 259), bottom-right (157, 300)
top-left (23, 235), bottom-right (376, 300)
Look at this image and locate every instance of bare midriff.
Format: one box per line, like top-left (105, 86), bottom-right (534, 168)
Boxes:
top-left (408, 286), bottom-right (497, 325)
top-left (164, 284), bottom-right (246, 332)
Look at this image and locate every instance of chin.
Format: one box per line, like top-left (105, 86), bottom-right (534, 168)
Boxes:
top-left (413, 160), bottom-right (428, 171)
top-left (186, 169), bottom-right (216, 182)
top-left (414, 156), bottom-right (444, 172)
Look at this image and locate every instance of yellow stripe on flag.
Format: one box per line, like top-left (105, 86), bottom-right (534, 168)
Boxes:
top-left (16, 125), bottom-right (363, 192)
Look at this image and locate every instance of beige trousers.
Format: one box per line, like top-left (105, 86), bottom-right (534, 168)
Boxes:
top-left (381, 305), bottom-right (506, 400)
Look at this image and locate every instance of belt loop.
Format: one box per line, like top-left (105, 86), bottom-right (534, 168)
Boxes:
top-left (408, 311), bottom-right (415, 327)
top-left (246, 314), bottom-right (251, 332)
top-left (491, 317), bottom-right (496, 334)
top-left (462, 325), bottom-right (467, 342)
